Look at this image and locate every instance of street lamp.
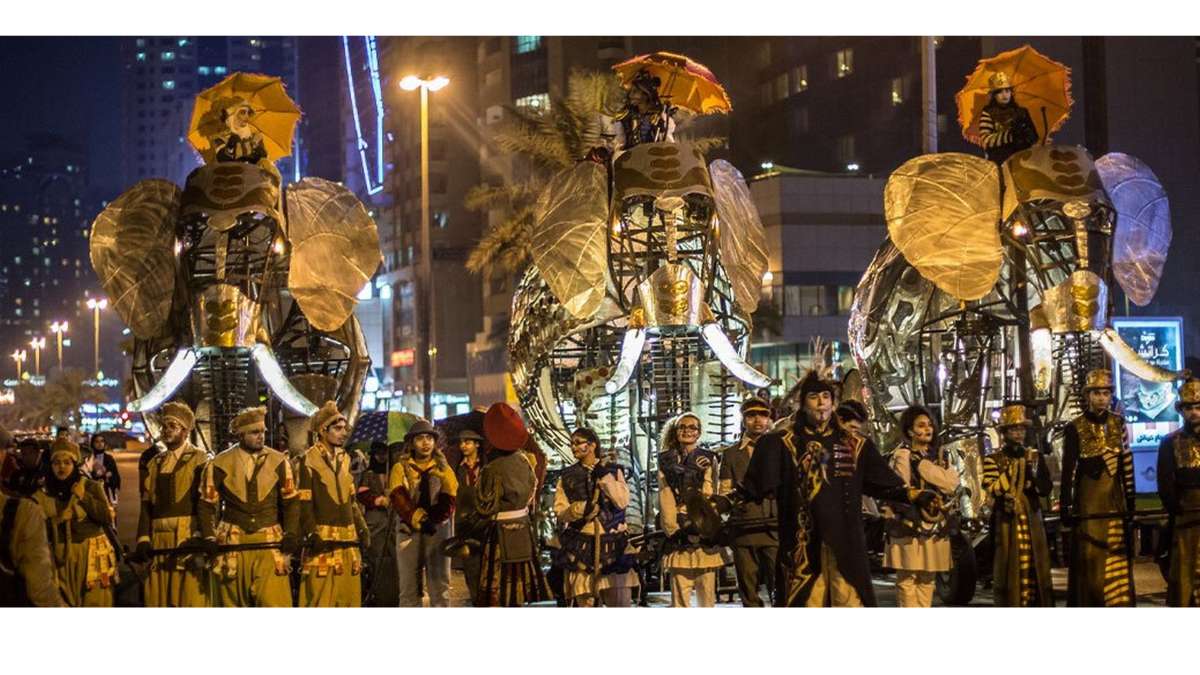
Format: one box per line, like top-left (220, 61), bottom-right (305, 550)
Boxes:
top-left (11, 350), bottom-right (26, 383)
top-left (50, 321), bottom-right (68, 371)
top-left (399, 74), bottom-right (449, 420)
top-left (86, 297), bottom-right (108, 378)
top-left (29, 337), bottom-right (45, 377)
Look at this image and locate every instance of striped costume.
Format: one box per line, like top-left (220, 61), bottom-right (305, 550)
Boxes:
top-left (977, 102), bottom-right (1038, 164)
top-left (981, 444), bottom-right (1054, 606)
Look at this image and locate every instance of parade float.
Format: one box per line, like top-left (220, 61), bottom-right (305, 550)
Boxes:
top-left (848, 46), bottom-right (1184, 602)
top-left (89, 73), bottom-right (380, 454)
top-left (508, 52), bottom-right (772, 531)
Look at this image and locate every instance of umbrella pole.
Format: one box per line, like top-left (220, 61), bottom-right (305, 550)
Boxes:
top-left (1040, 107), bottom-right (1049, 145)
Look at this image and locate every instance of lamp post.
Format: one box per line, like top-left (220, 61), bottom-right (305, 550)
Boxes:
top-left (86, 297), bottom-right (108, 378)
top-left (50, 321), bottom-right (68, 371)
top-left (399, 74), bottom-right (449, 420)
top-left (29, 337), bottom-right (45, 377)
top-left (11, 350), bottom-right (26, 383)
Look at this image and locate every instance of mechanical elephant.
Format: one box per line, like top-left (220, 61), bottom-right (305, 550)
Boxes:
top-left (90, 160), bottom-right (380, 454)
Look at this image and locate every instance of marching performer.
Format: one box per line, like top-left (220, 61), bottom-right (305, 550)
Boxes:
top-left (1061, 369), bottom-right (1136, 606)
top-left (719, 397), bottom-right (778, 607)
top-left (884, 406), bottom-right (960, 607)
top-left (197, 406), bottom-right (300, 607)
top-left (133, 401), bottom-right (211, 607)
top-left (33, 437), bottom-right (119, 606)
top-left (297, 401), bottom-right (370, 607)
top-left (982, 404), bottom-right (1054, 606)
top-left (1158, 378), bottom-right (1200, 607)
top-left (553, 427), bottom-right (638, 607)
top-left (659, 412), bottom-right (726, 607)
top-left (475, 402), bottom-right (551, 606)
top-left (739, 370), bottom-right (939, 607)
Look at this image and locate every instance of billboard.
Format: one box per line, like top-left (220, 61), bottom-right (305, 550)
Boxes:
top-left (1111, 317), bottom-right (1185, 493)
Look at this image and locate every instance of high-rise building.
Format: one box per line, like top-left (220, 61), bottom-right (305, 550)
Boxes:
top-left (119, 36), bottom-right (301, 188)
top-left (0, 134), bottom-right (91, 336)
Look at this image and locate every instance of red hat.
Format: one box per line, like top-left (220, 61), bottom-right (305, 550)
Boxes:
top-left (484, 402), bottom-right (528, 452)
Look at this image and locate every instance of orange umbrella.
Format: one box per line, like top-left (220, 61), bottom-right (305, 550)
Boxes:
top-left (956, 45), bottom-right (1073, 146)
top-left (188, 72), bottom-right (301, 164)
top-left (613, 51), bottom-right (732, 115)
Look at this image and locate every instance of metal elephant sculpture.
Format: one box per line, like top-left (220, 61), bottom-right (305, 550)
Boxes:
top-left (90, 160), bottom-right (381, 454)
top-left (509, 141), bottom-right (771, 477)
top-left (849, 144), bottom-right (1179, 518)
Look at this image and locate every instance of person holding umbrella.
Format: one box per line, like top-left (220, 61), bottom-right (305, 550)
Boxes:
top-left (981, 404), bottom-right (1054, 606)
top-left (132, 401), bottom-right (211, 607)
top-left (976, 72), bottom-right (1039, 165)
top-left (388, 419), bottom-right (457, 607)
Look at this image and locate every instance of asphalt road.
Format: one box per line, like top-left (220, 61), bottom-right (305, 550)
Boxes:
top-left (110, 449), bottom-right (1169, 607)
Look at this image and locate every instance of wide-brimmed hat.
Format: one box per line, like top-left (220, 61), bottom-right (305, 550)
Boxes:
top-left (456, 429), bottom-right (485, 444)
top-left (404, 419), bottom-right (440, 443)
top-left (484, 403), bottom-right (528, 452)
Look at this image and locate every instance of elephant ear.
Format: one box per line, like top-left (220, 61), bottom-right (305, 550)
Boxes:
top-left (709, 159), bottom-right (769, 314)
top-left (1096, 153), bottom-right (1171, 307)
top-left (89, 179), bottom-right (180, 340)
top-left (285, 178), bottom-right (381, 332)
top-left (885, 153), bottom-right (1002, 301)
top-left (530, 161), bottom-right (610, 321)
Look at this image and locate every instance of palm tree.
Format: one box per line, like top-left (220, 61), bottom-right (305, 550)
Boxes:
top-left (465, 69), bottom-right (725, 278)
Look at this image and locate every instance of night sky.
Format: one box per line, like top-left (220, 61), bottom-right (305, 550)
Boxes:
top-left (0, 37), bottom-right (121, 196)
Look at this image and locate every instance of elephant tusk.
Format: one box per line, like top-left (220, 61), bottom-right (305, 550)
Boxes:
top-left (127, 348), bottom-right (199, 413)
top-left (250, 344), bottom-right (320, 416)
top-left (701, 323), bottom-right (774, 389)
top-left (604, 329), bottom-right (646, 395)
top-left (1099, 327), bottom-right (1187, 383)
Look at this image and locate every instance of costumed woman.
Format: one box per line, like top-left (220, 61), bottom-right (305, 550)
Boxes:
top-left (474, 402), bottom-right (551, 606)
top-left (976, 71), bottom-right (1039, 165)
top-left (212, 99), bottom-right (269, 164)
top-left (608, 68), bottom-right (676, 154)
top-left (658, 412), bottom-right (726, 607)
top-left (884, 406), bottom-right (960, 607)
top-left (33, 437), bottom-right (119, 606)
top-left (552, 427), bottom-right (639, 607)
top-left (981, 404), bottom-right (1054, 606)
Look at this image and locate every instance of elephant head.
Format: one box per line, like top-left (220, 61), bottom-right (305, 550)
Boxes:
top-left (90, 161), bottom-right (380, 449)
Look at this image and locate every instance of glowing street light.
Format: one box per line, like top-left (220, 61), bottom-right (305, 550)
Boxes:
top-left (50, 321), bottom-right (69, 370)
top-left (86, 297), bottom-right (108, 377)
top-left (29, 337), bottom-right (45, 377)
top-left (399, 74), bottom-right (450, 420)
top-left (11, 349), bottom-right (26, 382)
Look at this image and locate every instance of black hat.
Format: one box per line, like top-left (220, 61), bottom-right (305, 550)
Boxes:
top-left (798, 370), bottom-right (836, 400)
top-left (836, 400), bottom-right (868, 424)
top-left (740, 397), bottom-right (772, 416)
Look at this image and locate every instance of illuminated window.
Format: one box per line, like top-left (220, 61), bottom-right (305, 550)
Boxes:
top-left (891, 77), bottom-right (904, 105)
top-left (162, 51), bottom-right (175, 61)
top-left (215, 66), bottom-right (227, 75)
top-left (198, 66), bottom-right (210, 75)
top-left (514, 93), bottom-right (549, 112)
top-left (163, 80), bottom-right (175, 90)
top-left (792, 65), bottom-right (809, 93)
top-left (515, 36), bottom-right (542, 54)
top-left (178, 38), bottom-right (189, 46)
top-left (836, 49), bottom-right (854, 78)
top-left (136, 52), bottom-right (146, 62)
top-left (837, 286), bottom-right (856, 315)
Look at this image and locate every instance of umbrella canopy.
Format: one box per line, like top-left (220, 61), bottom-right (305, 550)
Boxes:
top-left (613, 51), bottom-right (731, 115)
top-left (956, 45), bottom-right (1073, 147)
top-left (188, 72), bottom-right (301, 164)
top-left (348, 410), bottom-right (419, 446)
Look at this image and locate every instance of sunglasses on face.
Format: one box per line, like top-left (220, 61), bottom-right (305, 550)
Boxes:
top-left (677, 424), bottom-right (700, 431)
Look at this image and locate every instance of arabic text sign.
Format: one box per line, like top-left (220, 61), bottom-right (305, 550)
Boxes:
top-left (1112, 317), bottom-right (1184, 493)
